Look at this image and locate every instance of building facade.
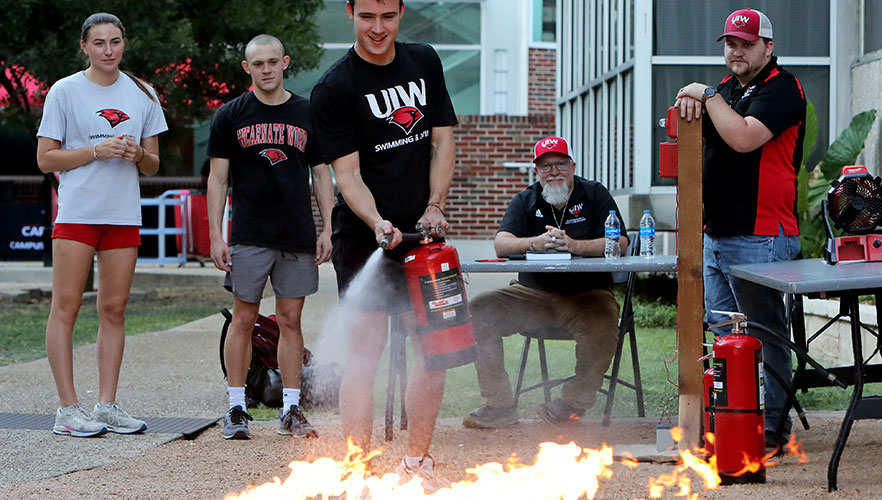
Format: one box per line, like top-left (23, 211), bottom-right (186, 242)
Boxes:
top-left (558, 0), bottom-right (882, 240)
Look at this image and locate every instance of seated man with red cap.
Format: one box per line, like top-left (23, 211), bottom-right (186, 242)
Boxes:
top-left (463, 136), bottom-right (628, 428)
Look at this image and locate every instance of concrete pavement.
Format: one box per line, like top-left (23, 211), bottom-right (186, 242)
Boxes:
top-left (0, 239), bottom-right (513, 489)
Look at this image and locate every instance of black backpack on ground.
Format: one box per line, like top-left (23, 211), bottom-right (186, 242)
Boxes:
top-left (219, 308), bottom-right (340, 410)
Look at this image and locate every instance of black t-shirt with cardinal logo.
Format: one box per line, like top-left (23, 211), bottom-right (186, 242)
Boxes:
top-left (208, 91), bottom-right (322, 251)
top-left (310, 42), bottom-right (458, 238)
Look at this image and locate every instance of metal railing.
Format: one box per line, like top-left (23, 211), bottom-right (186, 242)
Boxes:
top-left (138, 189), bottom-right (189, 266)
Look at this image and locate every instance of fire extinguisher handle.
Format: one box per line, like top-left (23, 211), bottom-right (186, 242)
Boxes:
top-left (744, 321), bottom-right (847, 389)
top-left (399, 232), bottom-right (427, 241)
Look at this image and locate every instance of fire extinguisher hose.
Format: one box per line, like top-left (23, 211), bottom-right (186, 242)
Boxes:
top-left (744, 321), bottom-right (846, 389)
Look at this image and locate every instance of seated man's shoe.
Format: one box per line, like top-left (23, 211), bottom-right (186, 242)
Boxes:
top-left (463, 404), bottom-right (519, 429)
top-left (536, 398), bottom-right (586, 425)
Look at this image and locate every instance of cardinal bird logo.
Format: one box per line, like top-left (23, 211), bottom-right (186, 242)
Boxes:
top-left (569, 203), bottom-right (583, 216)
top-left (386, 106), bottom-right (423, 134)
top-left (96, 109), bottom-right (130, 128)
top-left (259, 148), bottom-right (288, 166)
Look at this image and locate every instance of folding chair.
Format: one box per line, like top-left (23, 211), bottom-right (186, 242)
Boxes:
top-left (511, 232), bottom-right (645, 426)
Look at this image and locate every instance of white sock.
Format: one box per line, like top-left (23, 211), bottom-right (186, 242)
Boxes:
top-left (282, 388), bottom-right (301, 410)
top-left (228, 387), bottom-right (246, 410)
top-left (404, 455), bottom-right (423, 469)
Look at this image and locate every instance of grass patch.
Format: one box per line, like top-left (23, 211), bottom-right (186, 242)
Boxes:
top-left (2, 280), bottom-right (869, 421)
top-left (0, 287), bottom-right (231, 367)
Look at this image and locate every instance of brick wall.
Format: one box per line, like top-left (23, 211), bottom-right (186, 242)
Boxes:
top-left (528, 48), bottom-right (557, 116)
top-left (446, 113), bottom-right (555, 238)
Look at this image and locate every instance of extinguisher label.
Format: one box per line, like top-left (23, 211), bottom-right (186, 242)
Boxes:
top-left (713, 358), bottom-right (728, 407)
top-left (429, 294), bottom-right (462, 310)
top-left (756, 349), bottom-right (765, 410)
top-left (418, 268), bottom-right (470, 330)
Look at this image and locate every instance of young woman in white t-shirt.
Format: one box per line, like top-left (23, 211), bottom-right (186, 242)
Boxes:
top-left (36, 12), bottom-right (167, 437)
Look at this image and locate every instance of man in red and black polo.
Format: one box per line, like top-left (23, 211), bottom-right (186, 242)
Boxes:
top-left (674, 8), bottom-right (806, 450)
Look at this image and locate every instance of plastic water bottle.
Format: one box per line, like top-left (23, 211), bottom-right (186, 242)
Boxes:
top-left (640, 210), bottom-right (656, 259)
top-left (604, 210), bottom-right (621, 259)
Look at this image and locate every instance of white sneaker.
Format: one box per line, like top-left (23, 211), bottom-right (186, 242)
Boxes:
top-left (93, 402), bottom-right (147, 434)
top-left (395, 455), bottom-right (450, 493)
top-left (53, 403), bottom-right (108, 437)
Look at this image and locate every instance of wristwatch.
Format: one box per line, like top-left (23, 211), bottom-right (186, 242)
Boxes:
top-left (701, 86), bottom-right (717, 104)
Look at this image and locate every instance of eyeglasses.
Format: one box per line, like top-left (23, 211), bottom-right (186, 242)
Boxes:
top-left (535, 161), bottom-right (573, 173)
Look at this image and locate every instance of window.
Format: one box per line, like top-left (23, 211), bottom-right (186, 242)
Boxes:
top-left (864, 0), bottom-right (882, 54)
top-left (533, 0), bottom-right (557, 43)
top-left (288, 0), bottom-right (481, 114)
top-left (558, 0), bottom-right (635, 192)
top-left (653, 0), bottom-right (830, 57)
top-left (650, 0), bottom-right (830, 186)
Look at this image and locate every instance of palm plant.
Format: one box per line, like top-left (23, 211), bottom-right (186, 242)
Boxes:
top-left (796, 105), bottom-right (877, 258)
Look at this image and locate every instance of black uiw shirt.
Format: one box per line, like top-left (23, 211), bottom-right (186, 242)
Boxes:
top-left (311, 42), bottom-right (458, 238)
top-left (703, 56), bottom-right (806, 237)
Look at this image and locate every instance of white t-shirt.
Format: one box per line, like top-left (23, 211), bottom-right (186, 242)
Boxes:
top-left (37, 71), bottom-right (168, 225)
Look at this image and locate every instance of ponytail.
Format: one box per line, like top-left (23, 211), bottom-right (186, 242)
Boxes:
top-left (122, 70), bottom-right (158, 103)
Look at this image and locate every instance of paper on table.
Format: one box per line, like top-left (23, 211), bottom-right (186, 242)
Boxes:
top-left (525, 252), bottom-right (572, 261)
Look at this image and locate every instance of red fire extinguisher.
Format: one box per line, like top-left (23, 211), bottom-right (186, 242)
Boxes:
top-left (710, 312), bottom-right (766, 485)
top-left (401, 233), bottom-right (477, 371)
top-left (703, 366), bottom-right (715, 457)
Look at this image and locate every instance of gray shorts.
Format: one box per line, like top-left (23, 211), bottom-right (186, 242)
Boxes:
top-left (223, 245), bottom-right (318, 303)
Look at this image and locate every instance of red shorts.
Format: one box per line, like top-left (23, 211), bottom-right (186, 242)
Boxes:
top-left (52, 223), bottom-right (141, 251)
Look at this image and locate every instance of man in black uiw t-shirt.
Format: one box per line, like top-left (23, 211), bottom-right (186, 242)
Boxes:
top-left (207, 34), bottom-right (335, 441)
top-left (311, 0), bottom-right (457, 490)
top-left (674, 8), bottom-right (806, 451)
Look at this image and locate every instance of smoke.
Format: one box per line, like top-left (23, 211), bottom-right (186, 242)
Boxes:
top-left (312, 248), bottom-right (388, 365)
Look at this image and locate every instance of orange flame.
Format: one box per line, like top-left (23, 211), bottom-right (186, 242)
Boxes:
top-left (785, 434), bottom-right (809, 464)
top-left (227, 429), bottom-right (728, 499)
top-left (226, 441), bottom-right (617, 499)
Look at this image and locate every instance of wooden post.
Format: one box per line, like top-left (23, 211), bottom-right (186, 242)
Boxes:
top-left (677, 114), bottom-right (704, 450)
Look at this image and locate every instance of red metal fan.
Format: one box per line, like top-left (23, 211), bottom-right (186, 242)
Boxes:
top-left (823, 165), bottom-right (882, 264)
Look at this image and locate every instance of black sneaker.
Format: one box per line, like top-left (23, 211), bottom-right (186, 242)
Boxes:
top-left (536, 398), bottom-right (586, 425)
top-left (279, 405), bottom-right (318, 438)
top-left (463, 405), bottom-right (519, 429)
top-left (223, 406), bottom-right (253, 440)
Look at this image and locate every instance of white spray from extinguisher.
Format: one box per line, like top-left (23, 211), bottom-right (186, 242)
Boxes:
top-left (313, 248), bottom-right (387, 365)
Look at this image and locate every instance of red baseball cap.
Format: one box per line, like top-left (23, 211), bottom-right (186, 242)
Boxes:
top-left (717, 8), bottom-right (773, 42)
top-left (533, 136), bottom-right (574, 163)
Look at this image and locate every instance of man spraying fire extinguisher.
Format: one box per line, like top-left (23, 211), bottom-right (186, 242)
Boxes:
top-left (310, 0), bottom-right (459, 492)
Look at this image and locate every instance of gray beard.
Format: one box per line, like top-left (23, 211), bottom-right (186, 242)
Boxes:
top-left (541, 181), bottom-right (570, 206)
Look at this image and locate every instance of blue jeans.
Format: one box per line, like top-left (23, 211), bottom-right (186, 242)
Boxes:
top-left (704, 226), bottom-right (800, 434)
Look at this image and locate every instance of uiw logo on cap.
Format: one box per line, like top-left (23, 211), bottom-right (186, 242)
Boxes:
top-left (732, 15), bottom-right (751, 27)
top-left (540, 138), bottom-right (559, 149)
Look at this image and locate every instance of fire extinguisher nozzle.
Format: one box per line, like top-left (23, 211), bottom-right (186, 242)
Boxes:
top-left (380, 234), bottom-right (393, 249)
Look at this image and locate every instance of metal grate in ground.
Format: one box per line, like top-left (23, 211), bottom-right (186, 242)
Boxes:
top-left (0, 413), bottom-right (218, 438)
